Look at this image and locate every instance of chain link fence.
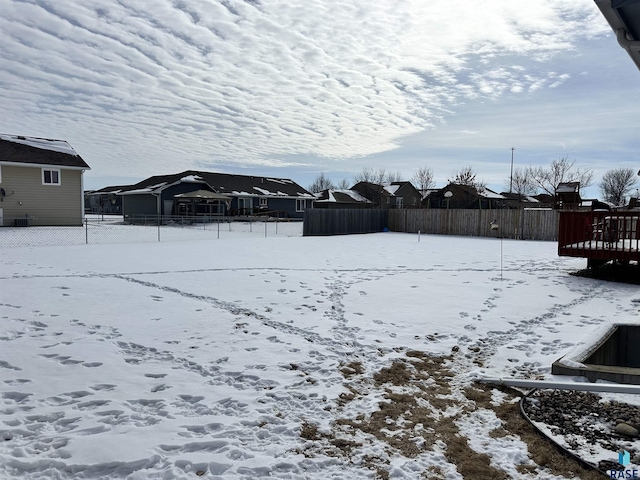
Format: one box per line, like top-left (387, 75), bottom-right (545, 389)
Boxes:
top-left (0, 215), bottom-right (302, 248)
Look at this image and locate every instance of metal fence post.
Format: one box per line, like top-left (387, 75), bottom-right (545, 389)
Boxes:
top-left (85, 218), bottom-right (89, 244)
top-left (157, 215), bottom-right (161, 242)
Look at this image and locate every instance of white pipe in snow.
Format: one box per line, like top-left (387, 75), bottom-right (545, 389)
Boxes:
top-left (477, 377), bottom-right (640, 395)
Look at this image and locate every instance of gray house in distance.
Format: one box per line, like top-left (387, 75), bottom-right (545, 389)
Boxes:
top-left (351, 181), bottom-right (422, 208)
top-left (117, 170), bottom-right (314, 220)
top-left (0, 134), bottom-right (90, 226)
top-left (84, 185), bottom-right (127, 215)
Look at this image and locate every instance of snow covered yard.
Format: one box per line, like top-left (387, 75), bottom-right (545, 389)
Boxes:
top-left (1, 224), bottom-right (638, 479)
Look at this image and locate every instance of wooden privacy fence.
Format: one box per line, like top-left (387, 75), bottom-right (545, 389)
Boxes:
top-left (303, 209), bottom-right (388, 236)
top-left (388, 209), bottom-right (559, 240)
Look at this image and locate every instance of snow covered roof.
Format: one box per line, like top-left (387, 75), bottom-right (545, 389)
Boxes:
top-left (477, 187), bottom-right (505, 199)
top-left (114, 170), bottom-right (313, 199)
top-left (314, 189), bottom-right (373, 204)
top-left (0, 134), bottom-right (90, 169)
top-left (179, 175), bottom-right (204, 183)
top-left (383, 185), bottom-right (400, 195)
top-left (173, 189), bottom-right (231, 200)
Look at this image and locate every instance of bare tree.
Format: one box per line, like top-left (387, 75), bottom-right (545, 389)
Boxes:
top-left (354, 166), bottom-right (374, 184)
top-left (372, 168), bottom-right (387, 186)
top-left (505, 167), bottom-right (536, 196)
top-left (386, 171), bottom-right (404, 183)
top-left (336, 178), bottom-right (351, 189)
top-left (527, 157), bottom-right (594, 196)
top-left (599, 168), bottom-right (638, 206)
top-left (448, 165), bottom-right (485, 189)
top-left (412, 166), bottom-right (435, 192)
top-left (308, 172), bottom-right (334, 193)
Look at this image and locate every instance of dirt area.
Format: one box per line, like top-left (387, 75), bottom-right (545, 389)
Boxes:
top-left (297, 351), bottom-right (603, 479)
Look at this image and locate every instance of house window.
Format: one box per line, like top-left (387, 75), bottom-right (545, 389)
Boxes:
top-left (296, 199), bottom-right (307, 212)
top-left (412, 197), bottom-right (417, 206)
top-left (259, 198), bottom-right (268, 207)
top-left (386, 197), bottom-right (390, 204)
top-left (396, 197), bottom-right (403, 208)
top-left (42, 168), bottom-right (61, 185)
top-left (0, 165), bottom-right (2, 183)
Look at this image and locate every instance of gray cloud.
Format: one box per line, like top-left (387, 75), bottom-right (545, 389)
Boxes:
top-left (0, 0), bottom-right (616, 186)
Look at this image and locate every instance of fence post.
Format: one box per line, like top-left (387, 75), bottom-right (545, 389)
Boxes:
top-left (157, 215), bottom-right (161, 242)
top-left (85, 218), bottom-right (89, 244)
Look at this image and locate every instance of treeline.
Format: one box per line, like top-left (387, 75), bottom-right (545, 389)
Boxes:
top-left (308, 157), bottom-right (639, 207)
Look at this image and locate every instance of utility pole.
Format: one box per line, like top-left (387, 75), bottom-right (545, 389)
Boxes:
top-left (509, 147), bottom-right (515, 193)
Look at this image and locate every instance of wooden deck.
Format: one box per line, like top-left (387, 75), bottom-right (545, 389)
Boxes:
top-left (558, 211), bottom-right (640, 266)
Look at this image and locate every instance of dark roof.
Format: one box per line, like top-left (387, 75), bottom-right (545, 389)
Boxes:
top-left (119, 170), bottom-right (314, 198)
top-left (87, 185), bottom-right (132, 195)
top-left (174, 189), bottom-right (231, 200)
top-left (314, 189), bottom-right (372, 204)
top-left (0, 134), bottom-right (90, 169)
top-left (595, 0), bottom-right (640, 71)
top-left (439, 183), bottom-right (505, 199)
top-left (500, 192), bottom-right (540, 203)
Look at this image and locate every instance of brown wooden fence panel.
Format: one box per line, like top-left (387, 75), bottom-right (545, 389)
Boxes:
top-left (303, 209), bottom-right (388, 236)
top-left (388, 209), bottom-right (559, 240)
top-left (304, 208), bottom-right (558, 239)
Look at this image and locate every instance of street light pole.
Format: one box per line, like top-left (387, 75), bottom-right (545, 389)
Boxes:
top-left (509, 147), bottom-right (515, 193)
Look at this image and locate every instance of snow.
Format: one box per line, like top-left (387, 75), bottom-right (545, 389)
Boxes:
top-left (1, 223), bottom-right (639, 478)
top-left (0, 134), bottom-right (78, 156)
top-left (477, 188), bottom-right (505, 199)
top-left (120, 182), bottom-right (168, 195)
top-left (566, 239), bottom-right (640, 251)
top-left (179, 175), bottom-right (204, 183)
top-left (313, 190), bottom-right (372, 204)
top-left (252, 187), bottom-right (273, 196)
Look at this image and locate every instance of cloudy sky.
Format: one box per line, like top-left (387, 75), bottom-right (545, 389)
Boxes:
top-left (1, 0), bottom-right (639, 196)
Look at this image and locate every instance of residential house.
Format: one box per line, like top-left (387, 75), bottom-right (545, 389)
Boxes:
top-left (532, 193), bottom-right (555, 208)
top-left (426, 183), bottom-right (506, 209)
top-left (85, 185), bottom-right (127, 215)
top-left (0, 134), bottom-right (90, 226)
top-left (116, 170), bottom-right (314, 220)
top-left (351, 181), bottom-right (422, 208)
top-left (499, 192), bottom-right (542, 210)
top-left (313, 189), bottom-right (373, 209)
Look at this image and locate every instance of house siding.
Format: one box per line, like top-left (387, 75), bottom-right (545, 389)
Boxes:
top-left (123, 194), bottom-right (159, 219)
top-left (256, 197), bottom-right (307, 218)
top-left (0, 165), bottom-right (83, 226)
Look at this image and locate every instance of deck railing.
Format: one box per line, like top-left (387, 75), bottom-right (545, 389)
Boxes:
top-left (558, 210), bottom-right (640, 265)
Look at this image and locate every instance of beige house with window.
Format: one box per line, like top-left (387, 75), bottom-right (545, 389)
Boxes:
top-left (0, 134), bottom-right (91, 226)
